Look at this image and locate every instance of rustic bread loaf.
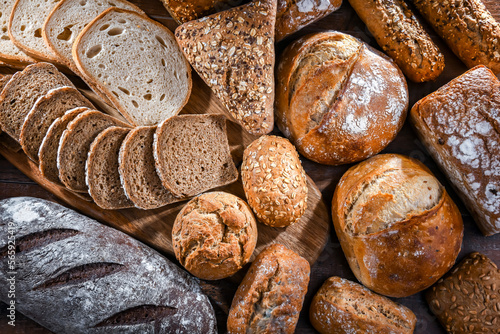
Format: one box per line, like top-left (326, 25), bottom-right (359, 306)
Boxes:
top-left (241, 135), bottom-right (308, 227)
top-left (175, 0), bottom-right (276, 135)
top-left (172, 191), bottom-right (258, 280)
top-left (411, 0), bottom-right (500, 74)
top-left (310, 276), bottom-right (417, 334)
top-left (86, 126), bottom-right (133, 210)
top-left (20, 86), bottom-right (94, 163)
top-left (118, 126), bottom-right (183, 210)
top-left (410, 66), bottom-right (500, 236)
top-left (73, 8), bottom-right (191, 126)
top-left (227, 243), bottom-right (310, 334)
top-left (331, 154), bottom-right (464, 297)
top-left (276, 31), bottom-right (408, 165)
top-left (58, 109), bottom-right (130, 192)
top-left (348, 0), bottom-right (444, 82)
top-left (0, 197), bottom-right (218, 333)
top-left (154, 114), bottom-right (238, 198)
top-left (0, 62), bottom-right (74, 141)
top-left (426, 252), bottom-right (500, 334)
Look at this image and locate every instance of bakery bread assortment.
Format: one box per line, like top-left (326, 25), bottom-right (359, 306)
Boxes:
top-left (275, 31), bottom-right (408, 165)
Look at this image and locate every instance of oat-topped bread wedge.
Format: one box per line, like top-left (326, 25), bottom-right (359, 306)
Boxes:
top-left (73, 8), bottom-right (192, 126)
top-left (0, 62), bottom-right (74, 141)
top-left (154, 114), bottom-right (238, 198)
top-left (20, 86), bottom-right (94, 163)
top-left (175, 0), bottom-right (277, 135)
top-left (58, 109), bottom-right (130, 192)
top-left (43, 0), bottom-right (144, 74)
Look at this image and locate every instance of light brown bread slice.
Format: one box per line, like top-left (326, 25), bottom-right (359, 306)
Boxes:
top-left (86, 126), bottom-right (133, 209)
top-left (39, 107), bottom-right (88, 184)
top-left (20, 86), bottom-right (94, 163)
top-left (119, 126), bottom-right (183, 209)
top-left (73, 8), bottom-right (192, 126)
top-left (154, 114), bottom-right (238, 198)
top-left (0, 62), bottom-right (74, 141)
top-left (58, 109), bottom-right (130, 192)
top-left (175, 0), bottom-right (277, 135)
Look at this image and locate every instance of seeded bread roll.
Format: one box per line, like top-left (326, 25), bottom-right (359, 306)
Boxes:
top-left (332, 154), bottom-right (464, 297)
top-left (227, 244), bottom-right (310, 334)
top-left (310, 276), bottom-right (417, 334)
top-left (172, 191), bottom-right (258, 280)
top-left (241, 135), bottom-right (308, 227)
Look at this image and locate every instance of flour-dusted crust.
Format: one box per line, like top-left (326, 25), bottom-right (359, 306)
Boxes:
top-left (0, 197), bottom-right (217, 333)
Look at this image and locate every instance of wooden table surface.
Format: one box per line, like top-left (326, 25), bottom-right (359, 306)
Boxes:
top-left (1, 0), bottom-right (500, 333)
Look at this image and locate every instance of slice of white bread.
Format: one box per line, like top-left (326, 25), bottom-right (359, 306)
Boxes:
top-left (118, 126), bottom-right (184, 210)
top-left (0, 62), bottom-right (74, 141)
top-left (58, 109), bottom-right (130, 192)
top-left (20, 86), bottom-right (94, 162)
top-left (43, 0), bottom-right (144, 74)
top-left (73, 8), bottom-right (192, 126)
top-left (86, 126), bottom-right (133, 209)
top-left (153, 114), bottom-right (238, 198)
top-left (0, 0), bottom-right (35, 66)
top-left (8, 0), bottom-right (63, 64)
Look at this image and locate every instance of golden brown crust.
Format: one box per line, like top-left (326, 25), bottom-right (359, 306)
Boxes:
top-left (332, 154), bottom-right (464, 297)
top-left (227, 244), bottom-right (310, 334)
top-left (172, 192), bottom-right (258, 280)
top-left (241, 135), bottom-right (308, 227)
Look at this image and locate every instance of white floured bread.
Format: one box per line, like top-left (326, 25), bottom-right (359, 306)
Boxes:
top-left (73, 8), bottom-right (192, 126)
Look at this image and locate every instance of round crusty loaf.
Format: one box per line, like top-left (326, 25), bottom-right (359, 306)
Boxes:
top-left (241, 135), bottom-right (308, 227)
top-left (275, 31), bottom-right (408, 165)
top-left (172, 191), bottom-right (258, 280)
top-left (332, 154), bottom-right (464, 297)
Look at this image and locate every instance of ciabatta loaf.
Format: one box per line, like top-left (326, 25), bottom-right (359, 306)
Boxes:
top-left (73, 8), bottom-right (191, 126)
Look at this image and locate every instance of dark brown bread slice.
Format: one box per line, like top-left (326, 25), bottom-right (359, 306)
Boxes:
top-left (58, 110), bottom-right (130, 192)
top-left (20, 86), bottom-right (95, 163)
top-left (0, 73), bottom-right (12, 93)
top-left (0, 73), bottom-right (19, 151)
top-left (39, 107), bottom-right (89, 185)
top-left (118, 126), bottom-right (183, 210)
top-left (86, 126), bottom-right (133, 210)
top-left (0, 62), bottom-right (74, 141)
top-left (154, 114), bottom-right (238, 198)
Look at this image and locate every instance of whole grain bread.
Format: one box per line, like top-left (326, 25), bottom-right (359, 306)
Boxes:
top-left (58, 109), bottom-right (130, 192)
top-left (73, 8), bottom-right (192, 126)
top-left (175, 0), bottom-right (277, 135)
top-left (0, 62), bottom-right (74, 141)
top-left (154, 114), bottom-right (238, 198)
top-left (20, 86), bottom-right (94, 162)
top-left (118, 126), bottom-right (183, 210)
top-left (86, 126), bottom-right (133, 209)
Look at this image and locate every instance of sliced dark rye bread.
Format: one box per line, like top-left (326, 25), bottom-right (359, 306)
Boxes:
top-left (20, 86), bottom-right (95, 163)
top-left (119, 126), bottom-right (184, 210)
top-left (153, 114), bottom-right (238, 198)
top-left (0, 62), bottom-right (74, 141)
top-left (39, 107), bottom-right (89, 184)
top-left (58, 109), bottom-right (130, 192)
top-left (86, 126), bottom-right (133, 209)
top-left (0, 73), bottom-right (21, 152)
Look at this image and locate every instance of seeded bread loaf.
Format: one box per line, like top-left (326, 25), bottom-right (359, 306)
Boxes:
top-left (58, 109), bottom-right (130, 192)
top-left (154, 114), bottom-right (238, 198)
top-left (310, 276), bottom-right (417, 334)
top-left (20, 86), bottom-right (94, 163)
top-left (427, 252), bottom-right (500, 333)
top-left (173, 191), bottom-right (258, 280)
top-left (332, 154), bottom-right (464, 297)
top-left (0, 197), bottom-right (218, 334)
top-left (241, 135), bottom-right (308, 227)
top-left (73, 8), bottom-right (191, 126)
top-left (175, 0), bottom-right (276, 135)
top-left (0, 62), bottom-right (74, 141)
top-left (227, 243), bottom-right (310, 334)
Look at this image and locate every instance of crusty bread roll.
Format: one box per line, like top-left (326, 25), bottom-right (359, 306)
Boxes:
top-left (276, 31), bottom-right (408, 165)
top-left (331, 154), bottom-right (464, 297)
